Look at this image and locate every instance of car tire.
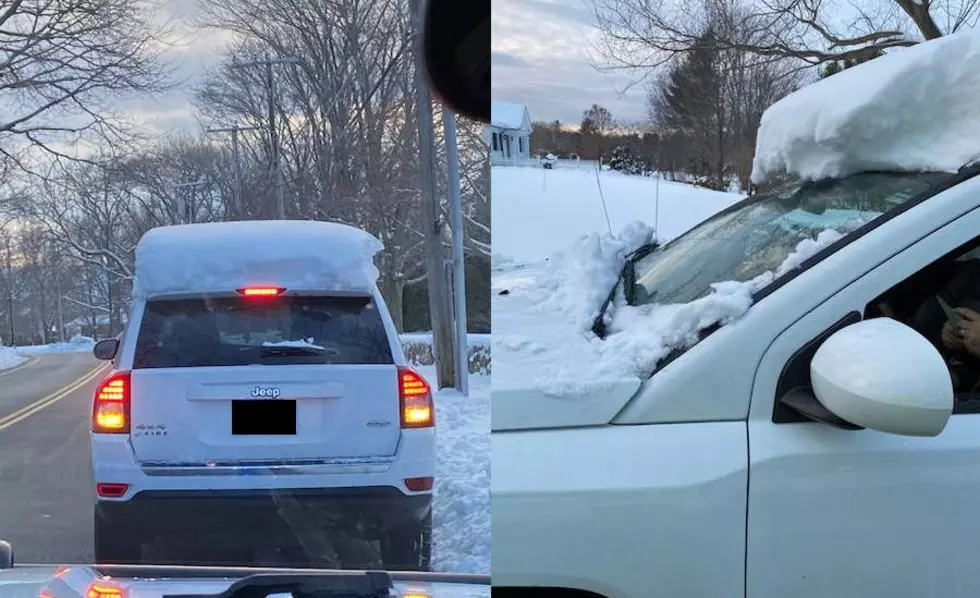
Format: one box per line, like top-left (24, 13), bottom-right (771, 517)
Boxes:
top-left (382, 511), bottom-right (432, 572)
top-left (93, 518), bottom-right (142, 564)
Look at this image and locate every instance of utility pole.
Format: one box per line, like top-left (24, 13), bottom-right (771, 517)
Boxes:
top-left (230, 54), bottom-right (300, 220)
top-left (175, 178), bottom-right (207, 224)
top-left (207, 125), bottom-right (261, 220)
top-left (413, 0), bottom-right (455, 389)
top-left (4, 236), bottom-right (13, 345)
top-left (442, 106), bottom-right (469, 395)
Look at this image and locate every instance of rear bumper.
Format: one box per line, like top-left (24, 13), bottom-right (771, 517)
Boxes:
top-left (95, 486), bottom-right (431, 538)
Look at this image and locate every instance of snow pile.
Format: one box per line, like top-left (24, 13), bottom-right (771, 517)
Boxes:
top-left (495, 225), bottom-right (844, 396)
top-left (534, 221), bottom-right (655, 331)
top-left (752, 29), bottom-right (980, 184)
top-left (15, 335), bottom-right (96, 354)
top-left (0, 345), bottom-right (25, 370)
top-left (423, 366), bottom-right (490, 574)
top-left (134, 220), bottom-right (383, 297)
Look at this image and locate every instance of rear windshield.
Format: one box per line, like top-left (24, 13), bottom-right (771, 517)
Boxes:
top-left (133, 295), bottom-right (393, 369)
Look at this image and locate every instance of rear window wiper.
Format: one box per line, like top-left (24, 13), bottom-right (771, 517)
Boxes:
top-left (165, 571), bottom-right (392, 598)
top-left (590, 241), bottom-right (660, 339)
top-left (259, 345), bottom-right (327, 357)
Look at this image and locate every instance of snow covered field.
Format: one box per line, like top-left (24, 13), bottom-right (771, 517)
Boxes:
top-left (493, 167), bottom-right (738, 264)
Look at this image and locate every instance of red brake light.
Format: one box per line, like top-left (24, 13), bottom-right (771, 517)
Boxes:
top-left (96, 483), bottom-right (129, 498)
top-left (398, 367), bottom-right (434, 428)
top-left (93, 372), bottom-right (131, 434)
top-left (237, 287), bottom-right (285, 297)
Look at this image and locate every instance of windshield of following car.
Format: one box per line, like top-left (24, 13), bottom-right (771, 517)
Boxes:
top-left (631, 171), bottom-right (952, 307)
top-left (0, 0), bottom-right (490, 579)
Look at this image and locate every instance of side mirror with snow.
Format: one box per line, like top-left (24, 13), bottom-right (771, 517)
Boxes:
top-left (810, 318), bottom-right (953, 437)
top-left (93, 339), bottom-right (119, 361)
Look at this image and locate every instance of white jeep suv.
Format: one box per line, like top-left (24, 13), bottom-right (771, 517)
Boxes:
top-left (89, 220), bottom-right (435, 570)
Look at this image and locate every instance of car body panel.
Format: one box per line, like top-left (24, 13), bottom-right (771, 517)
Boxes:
top-left (491, 422), bottom-right (747, 597)
top-left (492, 174), bottom-right (980, 597)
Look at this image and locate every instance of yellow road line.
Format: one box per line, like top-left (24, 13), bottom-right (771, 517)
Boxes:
top-left (0, 355), bottom-right (37, 378)
top-left (0, 363), bottom-right (111, 430)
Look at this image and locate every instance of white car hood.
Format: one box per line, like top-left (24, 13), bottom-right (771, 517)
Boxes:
top-left (0, 565), bottom-right (490, 598)
top-left (491, 378), bottom-right (642, 431)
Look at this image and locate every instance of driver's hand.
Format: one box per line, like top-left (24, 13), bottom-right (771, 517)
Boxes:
top-left (943, 320), bottom-right (965, 350)
top-left (956, 308), bottom-right (980, 357)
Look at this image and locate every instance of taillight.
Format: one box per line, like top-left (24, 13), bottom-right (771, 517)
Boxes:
top-left (96, 483), bottom-right (129, 498)
top-left (237, 287), bottom-right (285, 297)
top-left (93, 372), bottom-right (131, 434)
top-left (86, 582), bottom-right (125, 598)
top-left (398, 367), bottom-right (434, 428)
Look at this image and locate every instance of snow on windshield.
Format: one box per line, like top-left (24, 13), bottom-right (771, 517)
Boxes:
top-left (134, 220), bottom-right (383, 297)
top-left (495, 225), bottom-right (844, 397)
top-left (751, 29), bottom-right (980, 184)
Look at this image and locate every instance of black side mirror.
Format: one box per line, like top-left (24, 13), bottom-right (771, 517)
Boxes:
top-left (421, 0), bottom-right (489, 122)
top-left (93, 339), bottom-right (119, 361)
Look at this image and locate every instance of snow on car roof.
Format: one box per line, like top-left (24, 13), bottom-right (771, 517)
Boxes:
top-left (491, 101), bottom-right (527, 130)
top-left (133, 220), bottom-right (383, 297)
top-left (751, 29), bottom-right (980, 185)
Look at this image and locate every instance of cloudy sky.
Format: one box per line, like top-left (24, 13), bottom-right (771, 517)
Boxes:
top-left (492, 0), bottom-right (648, 127)
top-left (114, 0), bottom-right (237, 137)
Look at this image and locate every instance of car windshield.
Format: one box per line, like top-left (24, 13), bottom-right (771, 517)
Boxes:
top-left (631, 171), bottom-right (952, 306)
top-left (0, 0), bottom-right (490, 580)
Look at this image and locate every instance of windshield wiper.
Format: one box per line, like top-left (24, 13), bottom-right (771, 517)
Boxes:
top-left (166, 571), bottom-right (392, 598)
top-left (590, 241), bottom-right (660, 339)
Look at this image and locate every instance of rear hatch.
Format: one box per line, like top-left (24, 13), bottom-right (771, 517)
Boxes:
top-left (128, 292), bottom-right (401, 464)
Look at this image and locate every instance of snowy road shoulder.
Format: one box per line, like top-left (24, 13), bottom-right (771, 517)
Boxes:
top-left (404, 336), bottom-right (490, 574)
top-left (0, 346), bottom-right (26, 371)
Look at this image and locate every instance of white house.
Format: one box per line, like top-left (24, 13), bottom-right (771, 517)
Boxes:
top-left (488, 101), bottom-right (532, 165)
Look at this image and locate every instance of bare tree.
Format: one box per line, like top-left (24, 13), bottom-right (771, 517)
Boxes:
top-left (589, 0), bottom-right (972, 73)
top-left (0, 0), bottom-right (171, 174)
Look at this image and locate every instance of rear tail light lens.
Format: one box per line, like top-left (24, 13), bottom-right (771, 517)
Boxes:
top-left (93, 372), bottom-right (131, 434)
top-left (86, 582), bottom-right (126, 598)
top-left (96, 483), bottom-right (129, 498)
top-left (398, 367), bottom-right (434, 428)
top-left (404, 477), bottom-right (434, 491)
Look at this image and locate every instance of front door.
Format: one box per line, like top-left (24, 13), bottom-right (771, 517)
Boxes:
top-left (747, 198), bottom-right (980, 597)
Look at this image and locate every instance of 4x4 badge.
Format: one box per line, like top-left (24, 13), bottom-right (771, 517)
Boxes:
top-left (251, 386), bottom-right (281, 398)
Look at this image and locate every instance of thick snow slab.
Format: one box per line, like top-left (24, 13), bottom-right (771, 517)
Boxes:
top-left (752, 30), bottom-right (980, 184)
top-left (134, 220), bottom-right (383, 297)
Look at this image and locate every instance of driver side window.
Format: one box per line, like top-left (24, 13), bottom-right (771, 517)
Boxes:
top-left (866, 236), bottom-right (980, 412)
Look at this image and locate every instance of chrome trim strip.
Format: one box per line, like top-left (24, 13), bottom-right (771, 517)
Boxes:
top-left (139, 457), bottom-right (395, 477)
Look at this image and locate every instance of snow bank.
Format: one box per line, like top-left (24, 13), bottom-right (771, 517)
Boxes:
top-left (495, 225), bottom-right (844, 397)
top-left (0, 346), bottom-right (25, 370)
top-left (752, 29), bottom-right (980, 184)
top-left (15, 335), bottom-right (96, 354)
top-left (422, 366), bottom-right (490, 574)
top-left (134, 220), bottom-right (383, 297)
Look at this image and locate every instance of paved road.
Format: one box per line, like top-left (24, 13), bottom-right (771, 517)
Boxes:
top-left (0, 352), bottom-right (108, 564)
